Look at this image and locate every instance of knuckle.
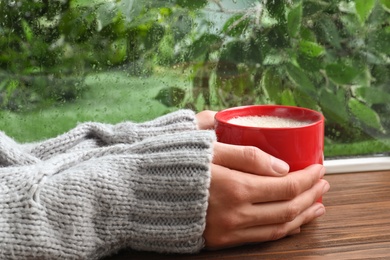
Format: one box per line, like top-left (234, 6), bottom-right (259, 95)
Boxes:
top-left (243, 146), bottom-right (261, 163)
top-left (284, 202), bottom-right (301, 222)
top-left (226, 177), bottom-right (250, 203)
top-left (269, 226), bottom-right (288, 241)
top-left (212, 151), bottom-right (223, 165)
top-left (285, 178), bottom-right (300, 199)
top-left (231, 186), bottom-right (248, 203)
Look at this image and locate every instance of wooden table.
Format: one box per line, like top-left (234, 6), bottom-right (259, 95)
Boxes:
top-left (106, 170), bottom-right (390, 259)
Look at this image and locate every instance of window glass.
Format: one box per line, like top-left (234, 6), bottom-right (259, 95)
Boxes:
top-left (1, 0), bottom-right (389, 158)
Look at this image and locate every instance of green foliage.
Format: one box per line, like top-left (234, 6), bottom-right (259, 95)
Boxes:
top-left (176, 0), bottom-right (208, 10)
top-left (0, 0), bottom-right (197, 111)
top-left (355, 0), bottom-right (376, 23)
top-left (176, 0), bottom-right (390, 143)
top-left (154, 87), bottom-right (186, 107)
top-left (1, 0), bottom-right (389, 145)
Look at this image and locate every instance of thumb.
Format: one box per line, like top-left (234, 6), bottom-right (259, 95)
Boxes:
top-left (212, 142), bottom-right (289, 177)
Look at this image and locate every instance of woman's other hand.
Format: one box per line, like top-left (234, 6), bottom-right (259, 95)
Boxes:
top-left (196, 110), bottom-right (217, 130)
top-left (204, 142), bottom-right (329, 250)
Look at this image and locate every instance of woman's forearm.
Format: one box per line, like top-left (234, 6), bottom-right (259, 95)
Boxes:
top-left (0, 111), bottom-right (215, 259)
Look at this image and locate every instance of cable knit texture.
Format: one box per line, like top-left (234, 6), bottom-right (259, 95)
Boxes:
top-left (0, 110), bottom-right (215, 259)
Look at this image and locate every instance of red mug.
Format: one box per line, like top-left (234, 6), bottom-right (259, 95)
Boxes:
top-left (215, 105), bottom-right (325, 200)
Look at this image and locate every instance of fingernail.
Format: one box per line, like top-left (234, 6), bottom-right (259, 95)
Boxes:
top-left (289, 228), bottom-right (301, 235)
top-left (320, 166), bottom-right (326, 178)
top-left (271, 156), bottom-right (290, 174)
top-left (322, 181), bottom-right (330, 194)
top-left (315, 206), bottom-right (326, 217)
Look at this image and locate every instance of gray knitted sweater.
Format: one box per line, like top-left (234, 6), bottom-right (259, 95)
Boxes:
top-left (0, 110), bottom-right (215, 259)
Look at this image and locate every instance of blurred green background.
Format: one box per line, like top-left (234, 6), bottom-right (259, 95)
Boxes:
top-left (1, 0), bottom-right (389, 157)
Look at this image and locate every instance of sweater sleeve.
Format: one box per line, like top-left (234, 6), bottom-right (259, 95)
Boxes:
top-left (0, 110), bottom-right (216, 259)
top-left (18, 109), bottom-right (199, 162)
top-left (0, 130), bottom-right (215, 259)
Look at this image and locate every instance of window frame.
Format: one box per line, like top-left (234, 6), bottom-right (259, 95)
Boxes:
top-left (325, 156), bottom-right (390, 174)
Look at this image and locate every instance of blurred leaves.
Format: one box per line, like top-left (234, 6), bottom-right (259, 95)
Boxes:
top-left (354, 87), bottom-right (390, 105)
top-left (182, 0), bottom-right (390, 143)
top-left (325, 63), bottom-right (360, 85)
top-left (298, 41), bottom-right (325, 57)
top-left (355, 0), bottom-right (376, 23)
top-left (381, 0), bottom-right (390, 10)
top-left (155, 87), bottom-right (186, 107)
top-left (222, 14), bottom-right (251, 37)
top-left (287, 2), bottom-right (303, 38)
top-left (348, 98), bottom-right (384, 132)
top-left (1, 0), bottom-right (389, 144)
top-left (0, 0), bottom-right (198, 111)
top-left (176, 0), bottom-right (208, 10)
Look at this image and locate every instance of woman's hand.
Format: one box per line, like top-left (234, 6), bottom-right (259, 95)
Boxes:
top-left (204, 142), bottom-right (329, 249)
top-left (196, 110), bottom-right (290, 175)
top-left (196, 110), bottom-right (329, 249)
top-left (196, 110), bottom-right (217, 130)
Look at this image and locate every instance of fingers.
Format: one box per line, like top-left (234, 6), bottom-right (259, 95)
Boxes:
top-left (205, 202), bottom-right (326, 250)
top-left (213, 142), bottom-right (290, 176)
top-left (215, 163), bottom-right (325, 203)
top-left (204, 163), bottom-right (329, 250)
top-left (240, 203), bottom-right (326, 245)
top-left (196, 110), bottom-right (217, 130)
top-left (246, 203), bottom-right (326, 243)
top-left (239, 179), bottom-right (329, 228)
top-left (249, 164), bottom-right (325, 202)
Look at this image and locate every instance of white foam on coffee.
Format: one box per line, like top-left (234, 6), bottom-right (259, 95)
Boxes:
top-left (228, 116), bottom-right (311, 128)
